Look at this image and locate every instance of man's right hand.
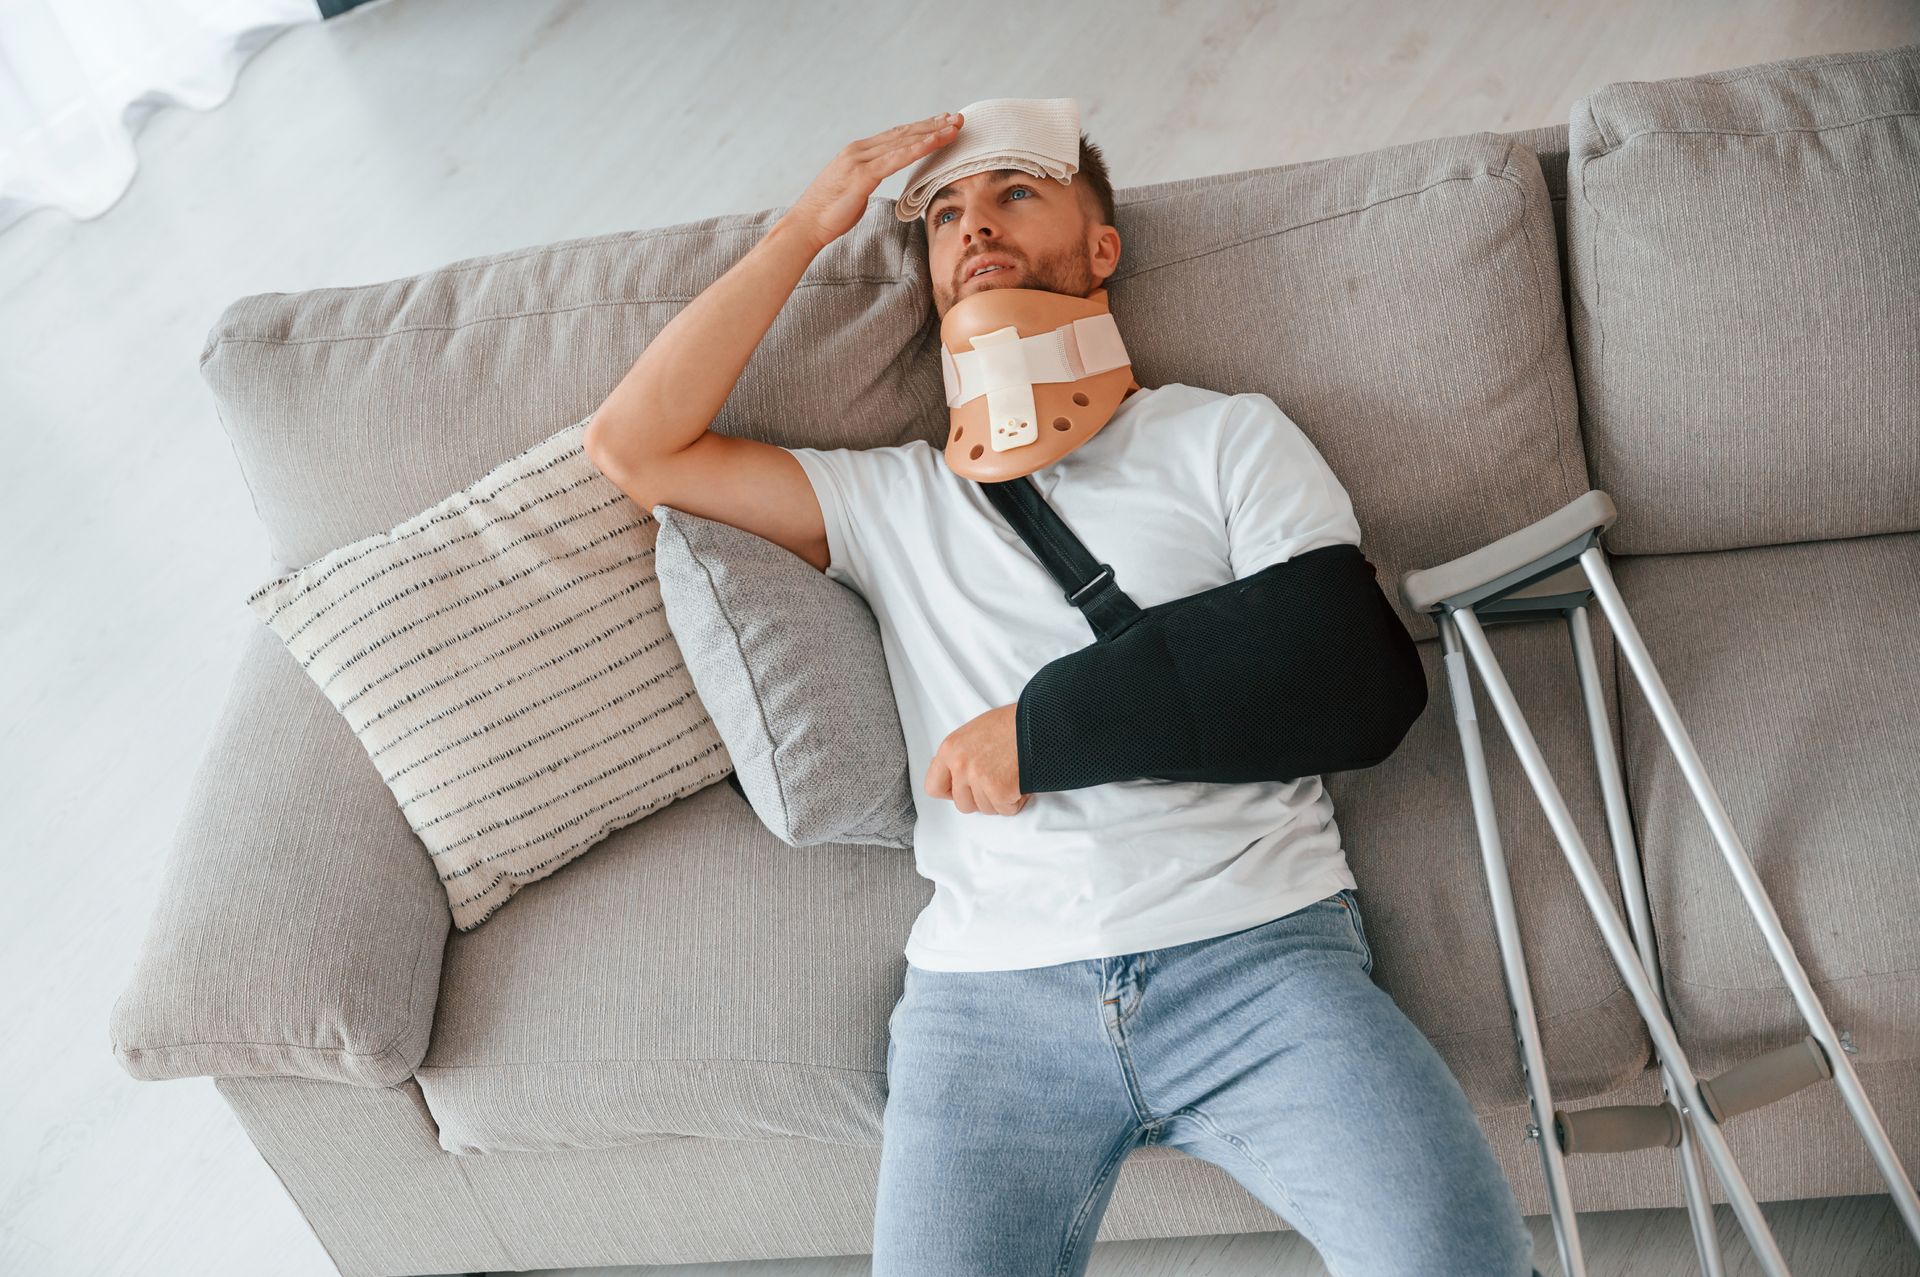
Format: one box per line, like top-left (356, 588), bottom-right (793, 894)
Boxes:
top-left (588, 113), bottom-right (965, 490)
top-left (783, 111), bottom-right (963, 251)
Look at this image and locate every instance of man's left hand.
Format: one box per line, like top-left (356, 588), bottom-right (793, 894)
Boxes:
top-left (925, 702), bottom-right (1029, 815)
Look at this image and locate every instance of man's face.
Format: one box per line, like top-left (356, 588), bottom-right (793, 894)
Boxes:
top-left (925, 168), bottom-right (1122, 320)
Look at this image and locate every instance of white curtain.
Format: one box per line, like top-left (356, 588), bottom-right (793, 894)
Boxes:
top-left (0, 0), bottom-right (323, 238)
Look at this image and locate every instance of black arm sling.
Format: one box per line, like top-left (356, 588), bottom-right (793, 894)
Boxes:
top-left (976, 474), bottom-right (1429, 794)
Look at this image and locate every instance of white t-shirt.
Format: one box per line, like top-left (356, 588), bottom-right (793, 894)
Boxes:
top-left (787, 382), bottom-right (1367, 972)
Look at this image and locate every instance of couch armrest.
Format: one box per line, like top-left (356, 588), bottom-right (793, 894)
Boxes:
top-left (110, 622), bottom-right (449, 1087)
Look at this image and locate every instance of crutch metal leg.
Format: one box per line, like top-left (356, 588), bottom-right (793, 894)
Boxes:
top-left (1399, 489), bottom-right (1920, 1274)
top-left (1435, 612), bottom-right (1589, 1277)
top-left (1431, 542), bottom-right (1726, 1275)
top-left (1441, 588), bottom-right (1728, 1277)
top-left (1454, 603), bottom-right (1791, 1275)
top-left (1564, 603), bottom-right (1727, 1277)
top-left (1579, 544), bottom-right (1920, 1247)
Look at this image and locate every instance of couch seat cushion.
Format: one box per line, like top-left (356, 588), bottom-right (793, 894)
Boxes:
top-left (415, 780), bottom-right (923, 1155)
top-left (1611, 532), bottom-right (1920, 1075)
top-left (414, 618), bottom-right (1655, 1156)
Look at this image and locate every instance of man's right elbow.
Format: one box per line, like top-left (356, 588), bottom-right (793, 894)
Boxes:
top-left (583, 409), bottom-right (615, 466)
top-left (582, 423), bottom-right (647, 506)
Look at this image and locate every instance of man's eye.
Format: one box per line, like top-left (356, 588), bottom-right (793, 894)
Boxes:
top-left (935, 186), bottom-right (1032, 226)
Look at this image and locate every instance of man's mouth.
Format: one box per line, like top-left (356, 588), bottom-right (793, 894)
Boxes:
top-left (963, 258), bottom-right (1019, 283)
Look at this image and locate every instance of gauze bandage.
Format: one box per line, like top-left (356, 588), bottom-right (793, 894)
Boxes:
top-left (938, 286), bottom-right (1139, 482)
top-left (895, 97), bottom-right (1082, 223)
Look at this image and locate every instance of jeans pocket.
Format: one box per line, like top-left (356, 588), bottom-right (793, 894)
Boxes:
top-left (1334, 888), bottom-right (1375, 976)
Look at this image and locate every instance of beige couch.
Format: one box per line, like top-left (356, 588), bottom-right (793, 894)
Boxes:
top-left (110, 44), bottom-right (1919, 1276)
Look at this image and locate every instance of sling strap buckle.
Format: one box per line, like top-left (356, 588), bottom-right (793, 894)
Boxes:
top-left (1066, 564), bottom-right (1114, 606)
top-left (976, 473), bottom-right (1144, 642)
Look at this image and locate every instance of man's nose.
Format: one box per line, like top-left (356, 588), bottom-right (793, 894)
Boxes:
top-left (960, 211), bottom-right (998, 243)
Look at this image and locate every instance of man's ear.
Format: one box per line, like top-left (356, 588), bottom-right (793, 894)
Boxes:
top-left (1089, 222), bottom-right (1122, 285)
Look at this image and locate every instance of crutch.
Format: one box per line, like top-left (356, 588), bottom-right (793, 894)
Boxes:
top-left (1397, 489), bottom-right (1920, 1277)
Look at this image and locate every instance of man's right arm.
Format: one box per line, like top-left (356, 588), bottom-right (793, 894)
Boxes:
top-left (583, 110), bottom-right (963, 574)
top-left (583, 214), bottom-right (834, 571)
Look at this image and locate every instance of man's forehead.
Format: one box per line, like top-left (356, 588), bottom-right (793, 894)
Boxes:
top-left (926, 168), bottom-right (1030, 212)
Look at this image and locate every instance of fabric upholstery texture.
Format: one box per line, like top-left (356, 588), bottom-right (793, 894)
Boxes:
top-left (110, 624), bottom-right (450, 1087)
top-left (652, 503), bottom-right (915, 849)
top-left (1610, 529), bottom-right (1920, 1074)
top-left (243, 416), bottom-right (735, 932)
top-left (218, 1057), bottom-right (1920, 1274)
top-left (1566, 44), bottom-right (1920, 554)
top-left (412, 778), bottom-right (924, 1155)
top-left (198, 206), bottom-right (944, 576)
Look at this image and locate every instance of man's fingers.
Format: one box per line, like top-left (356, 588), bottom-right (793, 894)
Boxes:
top-left (870, 130), bottom-right (954, 176)
top-left (859, 123), bottom-right (956, 169)
top-left (908, 124), bottom-right (957, 151)
top-left (852, 118), bottom-right (936, 152)
top-left (856, 114), bottom-right (959, 156)
top-left (896, 112), bottom-right (958, 138)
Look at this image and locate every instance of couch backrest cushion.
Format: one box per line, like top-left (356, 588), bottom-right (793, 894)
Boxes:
top-left (1567, 44), bottom-right (1920, 555)
top-left (1500, 122), bottom-right (1572, 321)
top-left (200, 207), bottom-right (943, 573)
top-left (204, 131), bottom-right (1582, 639)
top-left (1105, 131), bottom-right (1586, 637)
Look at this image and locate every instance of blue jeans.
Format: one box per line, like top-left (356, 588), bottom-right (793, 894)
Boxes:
top-left (873, 888), bottom-right (1540, 1276)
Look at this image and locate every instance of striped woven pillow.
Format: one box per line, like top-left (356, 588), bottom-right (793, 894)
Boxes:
top-left (245, 414), bottom-right (734, 931)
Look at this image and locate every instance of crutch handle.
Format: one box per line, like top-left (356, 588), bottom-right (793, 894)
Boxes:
top-left (1553, 1101), bottom-right (1683, 1154)
top-left (1400, 489), bottom-right (1617, 615)
top-left (1698, 1036), bottom-right (1834, 1124)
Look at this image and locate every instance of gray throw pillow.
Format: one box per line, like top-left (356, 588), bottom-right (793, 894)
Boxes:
top-left (652, 504), bottom-right (916, 849)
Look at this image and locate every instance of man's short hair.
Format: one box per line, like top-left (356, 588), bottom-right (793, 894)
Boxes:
top-left (1073, 133), bottom-right (1117, 230)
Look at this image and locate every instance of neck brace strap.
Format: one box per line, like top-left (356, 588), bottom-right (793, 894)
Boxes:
top-left (940, 313), bottom-right (1130, 454)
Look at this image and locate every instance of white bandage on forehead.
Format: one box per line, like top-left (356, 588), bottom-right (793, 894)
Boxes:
top-left (895, 97), bottom-right (1082, 222)
top-left (940, 314), bottom-right (1130, 454)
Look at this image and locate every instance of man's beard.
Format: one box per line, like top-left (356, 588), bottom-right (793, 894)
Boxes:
top-left (941, 241), bottom-right (1096, 313)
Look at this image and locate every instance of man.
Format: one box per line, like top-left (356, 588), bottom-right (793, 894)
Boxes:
top-left (584, 108), bottom-right (1539, 1277)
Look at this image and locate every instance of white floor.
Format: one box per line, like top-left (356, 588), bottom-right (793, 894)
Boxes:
top-left (4, 2), bottom-right (1918, 1275)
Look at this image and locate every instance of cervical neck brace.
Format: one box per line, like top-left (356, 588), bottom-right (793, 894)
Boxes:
top-left (938, 285), bottom-right (1140, 482)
